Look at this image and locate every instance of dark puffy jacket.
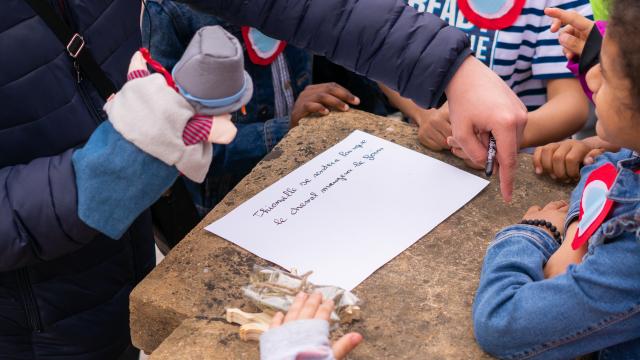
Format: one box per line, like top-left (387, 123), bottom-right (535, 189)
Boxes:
top-left (183, 0), bottom-right (472, 109)
top-left (0, 0), bottom-right (154, 358)
top-left (0, 0), bottom-right (468, 358)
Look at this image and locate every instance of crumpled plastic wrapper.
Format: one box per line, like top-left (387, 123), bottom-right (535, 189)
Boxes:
top-left (243, 265), bottom-right (361, 323)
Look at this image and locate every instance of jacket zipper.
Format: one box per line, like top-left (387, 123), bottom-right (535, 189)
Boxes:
top-left (77, 80), bottom-right (105, 126)
top-left (16, 269), bottom-right (43, 332)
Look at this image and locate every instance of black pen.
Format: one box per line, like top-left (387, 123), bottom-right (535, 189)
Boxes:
top-left (485, 134), bottom-right (497, 177)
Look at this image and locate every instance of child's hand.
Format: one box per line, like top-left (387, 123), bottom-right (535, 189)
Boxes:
top-left (270, 292), bottom-right (363, 360)
top-left (533, 139), bottom-right (605, 182)
top-left (522, 201), bottom-right (569, 238)
top-left (545, 8), bottom-right (595, 60)
top-left (416, 105), bottom-right (452, 151)
top-left (290, 83), bottom-right (360, 128)
top-left (544, 221), bottom-right (587, 278)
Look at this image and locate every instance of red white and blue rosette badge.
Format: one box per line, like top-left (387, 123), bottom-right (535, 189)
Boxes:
top-left (242, 26), bottom-right (287, 66)
top-left (458, 0), bottom-right (526, 30)
top-left (572, 163), bottom-right (618, 250)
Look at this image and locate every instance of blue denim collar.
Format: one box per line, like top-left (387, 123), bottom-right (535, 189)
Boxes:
top-left (608, 151), bottom-right (640, 203)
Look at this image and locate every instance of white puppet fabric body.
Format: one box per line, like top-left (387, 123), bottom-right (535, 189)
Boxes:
top-left (104, 26), bottom-right (251, 183)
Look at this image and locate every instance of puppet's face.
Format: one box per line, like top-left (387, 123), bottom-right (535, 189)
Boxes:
top-left (588, 35), bottom-right (640, 151)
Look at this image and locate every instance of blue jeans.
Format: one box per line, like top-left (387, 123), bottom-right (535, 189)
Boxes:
top-left (142, 0), bottom-right (312, 215)
top-left (473, 149), bottom-right (640, 359)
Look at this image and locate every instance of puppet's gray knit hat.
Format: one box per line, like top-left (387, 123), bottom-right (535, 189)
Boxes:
top-left (172, 25), bottom-right (253, 116)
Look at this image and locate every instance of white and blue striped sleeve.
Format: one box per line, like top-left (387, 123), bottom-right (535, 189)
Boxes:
top-left (532, 0), bottom-right (594, 80)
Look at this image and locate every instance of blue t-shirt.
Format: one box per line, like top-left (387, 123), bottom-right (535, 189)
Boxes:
top-left (406, 0), bottom-right (593, 110)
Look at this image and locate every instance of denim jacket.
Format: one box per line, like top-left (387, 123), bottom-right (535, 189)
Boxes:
top-left (143, 0), bottom-right (312, 212)
top-left (473, 149), bottom-right (640, 360)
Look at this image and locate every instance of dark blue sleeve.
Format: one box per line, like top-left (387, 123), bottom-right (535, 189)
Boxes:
top-left (178, 0), bottom-right (471, 108)
top-left (0, 150), bottom-right (98, 271)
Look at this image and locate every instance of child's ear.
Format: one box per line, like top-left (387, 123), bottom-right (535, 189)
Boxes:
top-left (586, 63), bottom-right (602, 94)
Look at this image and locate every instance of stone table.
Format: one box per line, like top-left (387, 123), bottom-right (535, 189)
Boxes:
top-left (130, 110), bottom-right (572, 359)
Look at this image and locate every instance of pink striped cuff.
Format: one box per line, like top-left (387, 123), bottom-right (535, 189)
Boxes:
top-left (127, 69), bottom-right (151, 81)
top-left (183, 114), bottom-right (213, 145)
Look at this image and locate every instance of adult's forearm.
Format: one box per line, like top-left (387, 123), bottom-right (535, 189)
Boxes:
top-left (179, 0), bottom-right (471, 108)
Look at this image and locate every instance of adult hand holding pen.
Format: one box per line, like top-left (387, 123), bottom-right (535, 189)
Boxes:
top-left (446, 56), bottom-right (528, 201)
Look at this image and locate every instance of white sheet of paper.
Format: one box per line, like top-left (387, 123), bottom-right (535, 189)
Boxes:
top-left (206, 130), bottom-right (489, 290)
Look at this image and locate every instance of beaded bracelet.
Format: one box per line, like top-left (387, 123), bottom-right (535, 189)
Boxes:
top-left (519, 219), bottom-right (562, 243)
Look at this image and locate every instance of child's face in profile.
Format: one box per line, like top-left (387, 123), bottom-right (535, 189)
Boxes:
top-left (587, 34), bottom-right (640, 151)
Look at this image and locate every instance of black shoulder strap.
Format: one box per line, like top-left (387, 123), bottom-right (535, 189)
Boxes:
top-left (23, 0), bottom-right (117, 100)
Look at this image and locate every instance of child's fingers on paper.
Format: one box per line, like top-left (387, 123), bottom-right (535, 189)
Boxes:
top-left (270, 312), bottom-right (285, 329)
top-left (298, 292), bottom-right (323, 320)
top-left (284, 292), bottom-right (308, 323)
top-left (314, 299), bottom-right (335, 321)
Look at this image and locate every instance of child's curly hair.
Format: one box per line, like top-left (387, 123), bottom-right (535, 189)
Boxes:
top-left (608, 0), bottom-right (640, 112)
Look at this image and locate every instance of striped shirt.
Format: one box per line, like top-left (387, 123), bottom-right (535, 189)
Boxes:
top-left (406, 0), bottom-right (593, 110)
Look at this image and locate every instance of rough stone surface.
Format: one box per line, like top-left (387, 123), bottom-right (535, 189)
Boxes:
top-left (131, 110), bottom-right (572, 359)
